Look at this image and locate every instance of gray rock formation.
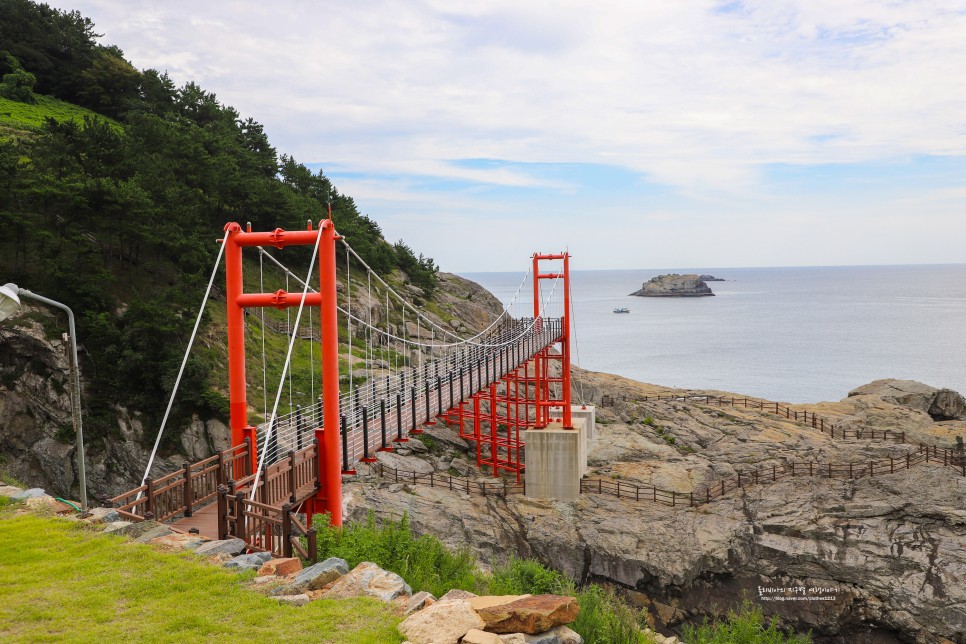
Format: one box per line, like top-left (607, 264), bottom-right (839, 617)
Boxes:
top-left (699, 274), bottom-right (725, 282)
top-left (346, 373), bottom-right (966, 643)
top-left (849, 378), bottom-right (966, 421)
top-left (630, 274), bottom-right (714, 297)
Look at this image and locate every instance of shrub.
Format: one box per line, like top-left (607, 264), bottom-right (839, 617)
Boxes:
top-left (683, 599), bottom-right (812, 643)
top-left (573, 584), bottom-right (651, 643)
top-left (312, 512), bottom-right (485, 597)
top-left (642, 416), bottom-right (655, 426)
top-left (488, 556), bottom-right (575, 596)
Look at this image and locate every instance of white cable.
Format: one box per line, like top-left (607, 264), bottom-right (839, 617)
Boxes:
top-left (138, 231), bottom-right (229, 494)
top-left (259, 250), bottom-right (268, 418)
top-left (250, 225), bottom-right (323, 498)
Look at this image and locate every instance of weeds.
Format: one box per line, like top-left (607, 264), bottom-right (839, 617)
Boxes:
top-left (683, 599), bottom-right (812, 643)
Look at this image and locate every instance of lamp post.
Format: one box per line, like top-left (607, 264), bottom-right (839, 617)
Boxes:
top-left (0, 283), bottom-right (87, 511)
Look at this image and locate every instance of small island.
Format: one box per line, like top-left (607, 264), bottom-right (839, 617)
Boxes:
top-left (630, 274), bottom-right (715, 297)
top-left (699, 274), bottom-right (725, 282)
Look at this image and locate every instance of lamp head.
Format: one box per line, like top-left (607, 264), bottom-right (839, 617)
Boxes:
top-left (0, 283), bottom-right (22, 322)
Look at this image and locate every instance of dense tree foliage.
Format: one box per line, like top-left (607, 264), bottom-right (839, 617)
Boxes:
top-left (0, 1), bottom-right (438, 447)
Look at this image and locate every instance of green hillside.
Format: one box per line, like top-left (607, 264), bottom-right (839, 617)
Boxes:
top-left (0, 0), bottom-right (439, 450)
top-left (0, 94), bottom-right (118, 132)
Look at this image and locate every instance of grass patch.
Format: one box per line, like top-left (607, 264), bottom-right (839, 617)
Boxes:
top-left (0, 513), bottom-right (402, 643)
top-left (314, 513), bottom-right (485, 598)
top-left (683, 599), bottom-right (812, 643)
top-left (0, 95), bottom-right (119, 133)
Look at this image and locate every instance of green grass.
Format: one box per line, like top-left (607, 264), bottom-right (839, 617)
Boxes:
top-left (313, 512), bottom-right (486, 598)
top-left (0, 95), bottom-right (119, 133)
top-left (683, 599), bottom-right (812, 644)
top-left (0, 513), bottom-right (402, 643)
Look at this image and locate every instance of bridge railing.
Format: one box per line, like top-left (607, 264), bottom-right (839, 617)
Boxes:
top-left (110, 440), bottom-right (252, 522)
top-left (108, 438), bottom-right (324, 523)
top-left (216, 488), bottom-right (318, 562)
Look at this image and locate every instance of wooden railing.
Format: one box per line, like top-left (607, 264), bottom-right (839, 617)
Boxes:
top-left (110, 440), bottom-right (254, 521)
top-left (369, 462), bottom-right (525, 497)
top-left (216, 486), bottom-right (318, 562)
top-left (581, 444), bottom-right (964, 508)
top-left (109, 438), bottom-right (320, 526)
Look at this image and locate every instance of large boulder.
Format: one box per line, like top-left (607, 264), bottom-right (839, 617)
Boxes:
top-left (397, 598), bottom-right (485, 644)
top-left (847, 379), bottom-right (966, 420)
top-left (279, 557), bottom-right (349, 594)
top-left (476, 595), bottom-right (580, 634)
top-left (320, 561), bottom-right (411, 602)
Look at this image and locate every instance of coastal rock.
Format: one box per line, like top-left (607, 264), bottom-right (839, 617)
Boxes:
top-left (475, 594), bottom-right (580, 634)
top-left (699, 274), bottom-right (725, 281)
top-left (258, 557), bottom-right (303, 577)
top-left (320, 561), bottom-right (411, 602)
top-left (630, 274), bottom-right (714, 297)
top-left (345, 368), bottom-right (966, 643)
top-left (397, 598), bottom-right (485, 644)
top-left (193, 538), bottom-right (247, 557)
top-left (848, 378), bottom-right (966, 421)
top-left (224, 551), bottom-right (273, 571)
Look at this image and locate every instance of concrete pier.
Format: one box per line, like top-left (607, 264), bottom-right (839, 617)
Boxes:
top-left (523, 416), bottom-right (588, 501)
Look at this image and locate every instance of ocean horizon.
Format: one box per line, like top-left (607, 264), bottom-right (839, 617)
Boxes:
top-left (461, 263), bottom-right (966, 404)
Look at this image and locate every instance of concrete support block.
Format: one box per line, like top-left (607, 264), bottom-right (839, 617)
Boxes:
top-left (571, 405), bottom-right (596, 440)
top-left (524, 419), bottom-right (586, 501)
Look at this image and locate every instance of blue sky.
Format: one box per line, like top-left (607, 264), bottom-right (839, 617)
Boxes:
top-left (47, 1), bottom-right (966, 272)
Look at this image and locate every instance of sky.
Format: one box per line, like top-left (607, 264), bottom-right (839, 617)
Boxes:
top-left (45, 1), bottom-right (966, 273)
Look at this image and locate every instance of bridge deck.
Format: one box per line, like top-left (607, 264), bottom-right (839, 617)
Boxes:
top-left (169, 502), bottom-right (219, 540)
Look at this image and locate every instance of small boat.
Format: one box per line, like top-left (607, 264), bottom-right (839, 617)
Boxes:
top-left (613, 307), bottom-right (630, 314)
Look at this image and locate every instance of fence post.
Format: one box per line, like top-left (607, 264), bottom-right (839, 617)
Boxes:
top-left (288, 450), bottom-right (297, 503)
top-left (772, 465), bottom-right (776, 481)
top-left (790, 464), bottom-right (794, 476)
top-left (217, 450), bottom-right (227, 487)
top-left (234, 492), bottom-right (247, 542)
top-left (690, 492), bottom-right (694, 507)
top-left (906, 454), bottom-right (911, 469)
top-left (183, 461), bottom-right (193, 518)
top-left (653, 486), bottom-right (656, 502)
top-left (307, 528), bottom-right (318, 564)
top-left (870, 461), bottom-right (874, 477)
top-left (282, 503), bottom-right (293, 558)
top-left (217, 485), bottom-right (228, 539)
top-left (144, 477), bottom-right (154, 519)
top-left (721, 480), bottom-right (725, 496)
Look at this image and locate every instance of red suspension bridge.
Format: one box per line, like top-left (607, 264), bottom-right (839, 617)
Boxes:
top-left (110, 217), bottom-right (576, 555)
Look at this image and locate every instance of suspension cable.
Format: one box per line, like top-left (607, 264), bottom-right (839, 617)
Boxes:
top-left (138, 230), bottom-right (229, 493)
top-left (251, 224), bottom-right (323, 498)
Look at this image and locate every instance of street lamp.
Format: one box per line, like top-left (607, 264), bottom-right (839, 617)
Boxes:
top-left (0, 283), bottom-right (88, 511)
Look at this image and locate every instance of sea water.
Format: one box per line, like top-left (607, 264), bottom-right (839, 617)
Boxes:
top-left (461, 265), bottom-right (966, 404)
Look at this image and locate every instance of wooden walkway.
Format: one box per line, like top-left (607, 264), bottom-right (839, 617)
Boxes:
top-left (169, 502), bottom-right (219, 539)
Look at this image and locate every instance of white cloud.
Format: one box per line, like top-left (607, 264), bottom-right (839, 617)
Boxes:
top-left (42, 0), bottom-right (966, 269)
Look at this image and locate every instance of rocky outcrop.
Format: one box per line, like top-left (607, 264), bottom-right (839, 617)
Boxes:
top-left (699, 274), bottom-right (725, 282)
top-left (346, 373), bottom-right (966, 643)
top-left (630, 274), bottom-right (714, 297)
top-left (849, 379), bottom-right (966, 421)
